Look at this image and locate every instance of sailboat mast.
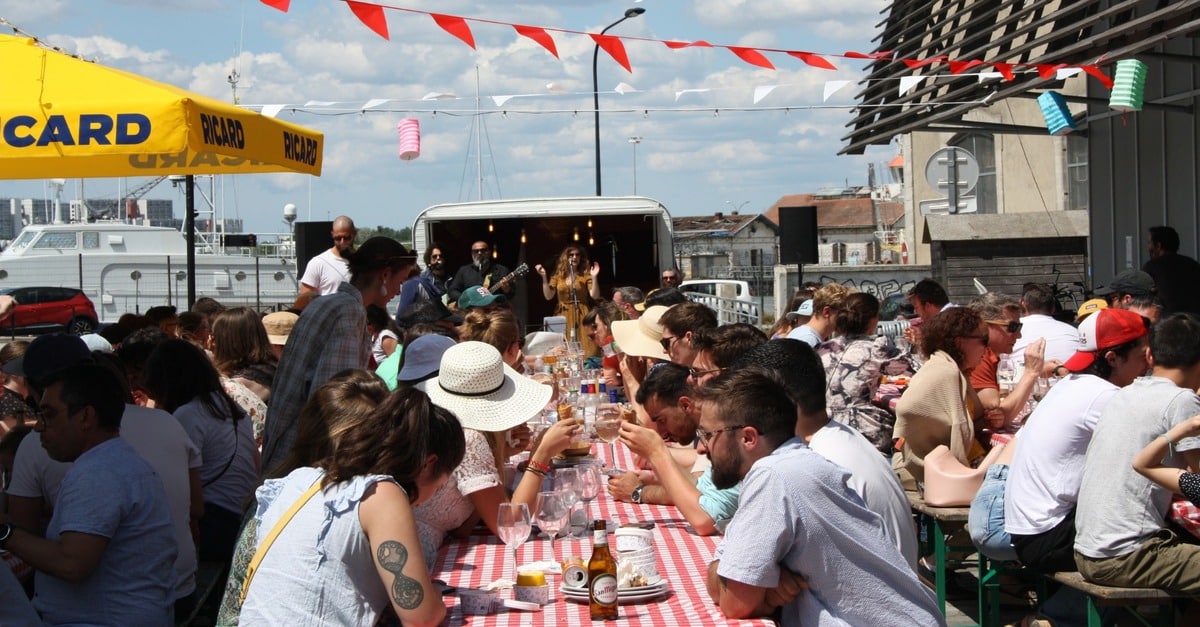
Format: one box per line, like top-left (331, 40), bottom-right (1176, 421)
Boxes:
top-left (475, 65), bottom-right (483, 200)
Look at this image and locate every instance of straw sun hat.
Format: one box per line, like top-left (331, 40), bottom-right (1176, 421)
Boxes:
top-left (417, 341), bottom-right (551, 432)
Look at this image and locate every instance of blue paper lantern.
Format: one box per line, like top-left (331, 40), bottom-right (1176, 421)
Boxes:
top-left (1038, 91), bottom-right (1075, 135)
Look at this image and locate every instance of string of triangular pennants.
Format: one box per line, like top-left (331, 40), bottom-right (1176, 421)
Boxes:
top-left (251, 66), bottom-right (1091, 118)
top-left (258, 0), bottom-right (1115, 90)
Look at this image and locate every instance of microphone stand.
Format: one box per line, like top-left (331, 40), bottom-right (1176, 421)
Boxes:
top-left (569, 267), bottom-right (580, 343)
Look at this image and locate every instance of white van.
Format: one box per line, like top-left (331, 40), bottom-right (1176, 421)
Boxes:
top-left (679, 279), bottom-right (759, 325)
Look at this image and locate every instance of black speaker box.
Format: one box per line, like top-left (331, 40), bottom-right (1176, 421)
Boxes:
top-left (778, 206), bottom-right (818, 265)
top-left (294, 221), bottom-right (334, 277)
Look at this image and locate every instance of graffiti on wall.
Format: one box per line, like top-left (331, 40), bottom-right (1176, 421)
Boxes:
top-left (820, 275), bottom-right (917, 300)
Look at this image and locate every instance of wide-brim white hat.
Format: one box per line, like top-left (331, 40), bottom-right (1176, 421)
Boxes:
top-left (417, 341), bottom-right (551, 432)
top-left (610, 305), bottom-right (669, 360)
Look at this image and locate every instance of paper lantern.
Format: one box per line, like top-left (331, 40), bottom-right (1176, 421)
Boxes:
top-left (1108, 59), bottom-right (1148, 112)
top-left (1037, 91), bottom-right (1076, 135)
top-left (397, 118), bottom-right (421, 161)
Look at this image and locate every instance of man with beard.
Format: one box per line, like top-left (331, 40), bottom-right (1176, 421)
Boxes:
top-left (397, 243), bottom-right (452, 314)
top-left (701, 369), bottom-right (943, 626)
top-left (294, 215), bottom-right (357, 310)
top-left (446, 241), bottom-right (511, 304)
top-left (607, 363), bottom-right (739, 536)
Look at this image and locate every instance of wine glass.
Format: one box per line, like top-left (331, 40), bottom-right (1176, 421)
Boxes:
top-left (594, 405), bottom-right (624, 475)
top-left (576, 462), bottom-right (601, 526)
top-left (554, 468), bottom-right (582, 537)
top-left (497, 502), bottom-right (531, 585)
top-left (534, 491), bottom-right (570, 566)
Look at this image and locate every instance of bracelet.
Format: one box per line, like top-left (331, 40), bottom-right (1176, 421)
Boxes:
top-left (527, 459), bottom-right (551, 474)
top-left (525, 466), bottom-right (546, 478)
top-left (1163, 433), bottom-right (1176, 458)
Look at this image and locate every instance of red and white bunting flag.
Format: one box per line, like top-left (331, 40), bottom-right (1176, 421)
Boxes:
top-left (432, 13), bottom-right (475, 49)
top-left (513, 24), bottom-right (558, 58)
top-left (347, 1), bottom-right (389, 40)
top-left (591, 34), bottom-right (633, 73)
top-left (728, 46), bottom-right (775, 70)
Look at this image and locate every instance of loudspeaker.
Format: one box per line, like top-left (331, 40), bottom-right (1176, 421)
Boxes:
top-left (294, 221), bottom-right (334, 277)
top-left (778, 206), bottom-right (819, 265)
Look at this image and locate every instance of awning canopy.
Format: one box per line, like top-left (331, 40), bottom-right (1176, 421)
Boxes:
top-left (841, 0), bottom-right (1200, 154)
top-left (0, 33), bottom-right (323, 178)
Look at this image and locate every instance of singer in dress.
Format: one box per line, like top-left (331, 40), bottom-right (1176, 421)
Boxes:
top-left (536, 245), bottom-right (602, 356)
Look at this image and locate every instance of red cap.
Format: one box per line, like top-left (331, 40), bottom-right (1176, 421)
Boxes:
top-left (1062, 308), bottom-right (1148, 372)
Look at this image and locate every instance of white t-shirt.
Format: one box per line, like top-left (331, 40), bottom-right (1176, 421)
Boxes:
top-left (1013, 314), bottom-right (1080, 367)
top-left (1004, 374), bottom-right (1116, 535)
top-left (809, 421), bottom-right (918, 571)
top-left (300, 249), bottom-right (351, 296)
top-left (6, 404), bottom-right (202, 599)
top-left (412, 429), bottom-right (501, 565)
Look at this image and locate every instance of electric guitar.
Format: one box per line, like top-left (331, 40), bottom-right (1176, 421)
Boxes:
top-left (486, 263), bottom-right (529, 294)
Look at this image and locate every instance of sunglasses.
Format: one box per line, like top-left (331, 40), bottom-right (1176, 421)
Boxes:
top-left (662, 275), bottom-right (679, 281)
top-left (332, 235), bottom-right (354, 242)
top-left (471, 248), bottom-right (490, 254)
top-left (660, 334), bottom-right (680, 351)
top-left (688, 366), bottom-right (724, 378)
top-left (986, 320), bottom-right (1023, 333)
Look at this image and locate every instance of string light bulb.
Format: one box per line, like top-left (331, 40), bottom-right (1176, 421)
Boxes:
top-left (587, 218), bottom-right (593, 228)
top-left (520, 229), bottom-right (527, 244)
top-left (588, 232), bottom-right (595, 246)
top-left (492, 244), bottom-right (498, 260)
top-left (488, 220), bottom-right (494, 233)
top-left (573, 227), bottom-right (579, 242)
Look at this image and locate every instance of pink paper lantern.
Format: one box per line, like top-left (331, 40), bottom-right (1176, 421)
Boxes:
top-left (397, 118), bottom-right (421, 161)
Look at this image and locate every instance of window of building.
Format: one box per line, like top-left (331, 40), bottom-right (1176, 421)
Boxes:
top-left (949, 133), bottom-right (997, 214)
top-left (1066, 134), bottom-right (1089, 211)
top-left (83, 231), bottom-right (100, 249)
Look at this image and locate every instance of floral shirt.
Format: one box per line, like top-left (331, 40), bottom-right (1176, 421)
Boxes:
top-left (816, 334), bottom-right (915, 455)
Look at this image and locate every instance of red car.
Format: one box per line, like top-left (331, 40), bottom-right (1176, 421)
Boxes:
top-left (0, 287), bottom-right (98, 335)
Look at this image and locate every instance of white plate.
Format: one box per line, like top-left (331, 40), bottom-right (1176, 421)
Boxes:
top-left (560, 585), bottom-right (668, 604)
top-left (562, 577), bottom-right (665, 595)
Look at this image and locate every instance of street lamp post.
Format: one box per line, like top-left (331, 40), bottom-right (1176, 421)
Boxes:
top-left (593, 7), bottom-right (645, 197)
top-left (629, 136), bottom-right (643, 194)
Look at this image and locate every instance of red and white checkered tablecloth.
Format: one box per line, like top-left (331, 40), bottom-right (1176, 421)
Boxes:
top-left (432, 442), bottom-right (773, 626)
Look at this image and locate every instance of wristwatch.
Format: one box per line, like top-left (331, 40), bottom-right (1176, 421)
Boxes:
top-left (631, 483), bottom-right (645, 504)
top-left (0, 522), bottom-right (14, 549)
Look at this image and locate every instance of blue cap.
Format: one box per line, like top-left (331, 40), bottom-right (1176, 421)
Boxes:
top-left (397, 335), bottom-right (457, 384)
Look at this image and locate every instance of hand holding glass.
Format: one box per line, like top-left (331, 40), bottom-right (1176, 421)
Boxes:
top-left (497, 502), bottom-right (531, 584)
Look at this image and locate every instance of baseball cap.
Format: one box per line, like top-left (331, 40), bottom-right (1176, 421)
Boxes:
top-left (2, 334), bottom-right (93, 385)
top-left (1062, 308), bottom-right (1148, 372)
top-left (457, 285), bottom-right (506, 310)
top-left (1075, 298), bottom-right (1107, 322)
top-left (397, 334), bottom-right (457, 384)
top-left (1094, 270), bottom-right (1155, 297)
top-left (786, 299), bottom-right (814, 321)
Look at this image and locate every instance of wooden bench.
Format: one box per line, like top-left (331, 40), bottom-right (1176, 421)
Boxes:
top-left (907, 490), bottom-right (975, 620)
top-left (1048, 571), bottom-right (1178, 627)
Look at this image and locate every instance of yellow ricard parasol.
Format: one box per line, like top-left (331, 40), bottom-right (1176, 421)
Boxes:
top-left (0, 33), bottom-right (322, 178)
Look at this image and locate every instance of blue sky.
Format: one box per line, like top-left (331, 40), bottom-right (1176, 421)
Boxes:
top-left (0, 0), bottom-right (896, 236)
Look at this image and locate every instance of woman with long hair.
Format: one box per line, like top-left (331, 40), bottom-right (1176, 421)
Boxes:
top-left (263, 236), bottom-right (418, 474)
top-left (894, 307), bottom-right (989, 483)
top-left (239, 386), bottom-right (464, 626)
top-left (143, 339), bottom-right (259, 564)
top-left (582, 300), bottom-right (626, 386)
top-left (217, 369), bottom-right (390, 624)
top-left (817, 292), bottom-right (916, 454)
top-left (534, 245), bottom-right (602, 355)
top-left (210, 308), bottom-right (278, 444)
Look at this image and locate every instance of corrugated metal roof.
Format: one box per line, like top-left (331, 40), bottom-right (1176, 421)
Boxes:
top-left (841, 0), bottom-right (1200, 154)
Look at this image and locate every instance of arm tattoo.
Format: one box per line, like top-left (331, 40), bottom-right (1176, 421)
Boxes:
top-left (377, 540), bottom-right (424, 609)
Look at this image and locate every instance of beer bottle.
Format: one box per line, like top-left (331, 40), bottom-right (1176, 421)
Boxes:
top-left (588, 519), bottom-right (618, 620)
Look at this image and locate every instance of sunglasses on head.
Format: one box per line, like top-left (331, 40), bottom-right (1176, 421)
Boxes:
top-left (986, 320), bottom-right (1023, 333)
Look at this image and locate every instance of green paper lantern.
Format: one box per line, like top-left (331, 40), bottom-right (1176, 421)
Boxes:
top-left (1109, 59), bottom-right (1148, 112)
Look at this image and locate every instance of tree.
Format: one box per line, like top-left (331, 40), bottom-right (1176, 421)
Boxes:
top-left (356, 225), bottom-right (413, 248)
